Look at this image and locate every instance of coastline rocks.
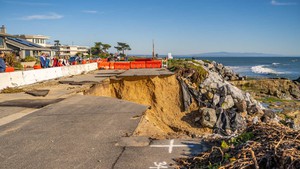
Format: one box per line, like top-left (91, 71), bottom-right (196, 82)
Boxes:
top-left (232, 79), bottom-right (300, 100)
top-left (199, 108), bottom-right (217, 128)
top-left (236, 100), bottom-right (247, 113)
top-left (198, 60), bottom-right (247, 81)
top-left (261, 109), bottom-right (277, 123)
top-left (220, 95), bottom-right (234, 109)
top-left (178, 61), bottom-right (264, 135)
top-left (284, 110), bottom-right (300, 130)
top-left (247, 104), bottom-right (264, 115)
top-left (212, 94), bottom-right (220, 106)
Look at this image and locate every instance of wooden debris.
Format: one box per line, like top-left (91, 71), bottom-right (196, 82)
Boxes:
top-left (175, 122), bottom-right (300, 169)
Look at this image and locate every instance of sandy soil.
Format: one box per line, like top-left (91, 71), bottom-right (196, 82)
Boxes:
top-left (86, 75), bottom-right (212, 139)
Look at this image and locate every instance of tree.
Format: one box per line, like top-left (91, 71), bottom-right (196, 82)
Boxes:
top-left (91, 42), bottom-right (112, 56)
top-left (91, 42), bottom-right (103, 55)
top-left (102, 44), bottom-right (111, 53)
top-left (114, 42), bottom-right (131, 56)
top-left (54, 40), bottom-right (61, 56)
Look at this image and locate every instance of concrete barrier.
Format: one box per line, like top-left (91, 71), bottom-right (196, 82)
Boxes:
top-left (0, 63), bottom-right (98, 90)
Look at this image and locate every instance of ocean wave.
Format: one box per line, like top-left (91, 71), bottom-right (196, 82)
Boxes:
top-left (251, 65), bottom-right (285, 75)
top-left (272, 62), bottom-right (280, 66)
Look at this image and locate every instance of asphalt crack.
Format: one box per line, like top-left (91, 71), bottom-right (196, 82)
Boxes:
top-left (111, 147), bottom-right (126, 169)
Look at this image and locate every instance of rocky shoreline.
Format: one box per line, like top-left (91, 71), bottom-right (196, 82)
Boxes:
top-left (170, 59), bottom-right (300, 168)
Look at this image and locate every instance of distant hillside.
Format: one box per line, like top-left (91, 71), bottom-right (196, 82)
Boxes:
top-left (189, 52), bottom-right (282, 57)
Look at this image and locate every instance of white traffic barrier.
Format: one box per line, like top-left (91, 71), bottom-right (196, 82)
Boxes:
top-left (0, 63), bottom-right (98, 90)
top-left (0, 72), bottom-right (12, 89)
top-left (9, 71), bottom-right (25, 87)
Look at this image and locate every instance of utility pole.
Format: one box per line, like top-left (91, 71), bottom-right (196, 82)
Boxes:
top-left (152, 39), bottom-right (155, 59)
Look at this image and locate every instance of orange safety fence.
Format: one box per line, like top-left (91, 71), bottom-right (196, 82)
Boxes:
top-left (134, 58), bottom-right (152, 61)
top-left (97, 60), bottom-right (163, 70)
top-left (130, 61), bottom-right (146, 69)
top-left (114, 62), bottom-right (130, 70)
top-left (5, 67), bottom-right (14, 72)
top-left (145, 60), bottom-right (162, 68)
top-left (109, 62), bottom-right (115, 69)
top-left (98, 61), bottom-right (110, 69)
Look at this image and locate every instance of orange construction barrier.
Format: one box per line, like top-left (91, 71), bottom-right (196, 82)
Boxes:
top-left (114, 62), bottom-right (130, 70)
top-left (82, 60), bottom-right (87, 64)
top-left (135, 58), bottom-right (152, 61)
top-left (146, 60), bottom-right (162, 68)
top-left (5, 67), bottom-right (14, 72)
top-left (109, 62), bottom-right (115, 69)
top-left (98, 61), bottom-right (110, 69)
top-left (130, 61), bottom-right (146, 69)
top-left (33, 65), bottom-right (42, 69)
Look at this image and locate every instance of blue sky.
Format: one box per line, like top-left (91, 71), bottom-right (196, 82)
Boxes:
top-left (1, 0), bottom-right (300, 55)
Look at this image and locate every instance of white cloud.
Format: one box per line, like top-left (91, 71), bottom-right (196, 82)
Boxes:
top-left (20, 13), bottom-right (63, 20)
top-left (82, 10), bottom-right (98, 14)
top-left (271, 0), bottom-right (297, 6)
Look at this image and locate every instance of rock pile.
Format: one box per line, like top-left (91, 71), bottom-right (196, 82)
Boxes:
top-left (198, 60), bottom-right (247, 81)
top-left (178, 60), bottom-right (268, 135)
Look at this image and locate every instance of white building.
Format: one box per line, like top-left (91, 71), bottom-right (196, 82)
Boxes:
top-left (14, 33), bottom-right (89, 57)
top-left (14, 34), bottom-right (50, 47)
top-left (51, 45), bottom-right (89, 57)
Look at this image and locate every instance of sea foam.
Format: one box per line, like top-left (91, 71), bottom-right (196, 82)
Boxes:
top-left (272, 62), bottom-right (280, 66)
top-left (251, 65), bottom-right (283, 75)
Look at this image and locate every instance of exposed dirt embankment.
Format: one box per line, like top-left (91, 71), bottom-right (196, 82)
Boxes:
top-left (86, 75), bottom-right (211, 139)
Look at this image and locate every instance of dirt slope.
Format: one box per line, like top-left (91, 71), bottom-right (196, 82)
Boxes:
top-left (86, 75), bottom-right (211, 139)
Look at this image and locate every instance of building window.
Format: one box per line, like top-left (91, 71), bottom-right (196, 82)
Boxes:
top-left (0, 37), bottom-right (4, 47)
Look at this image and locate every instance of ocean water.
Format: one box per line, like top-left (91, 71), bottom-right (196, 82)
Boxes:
top-left (183, 57), bottom-right (300, 80)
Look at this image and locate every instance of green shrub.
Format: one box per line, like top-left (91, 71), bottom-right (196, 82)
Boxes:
top-left (229, 132), bottom-right (254, 145)
top-left (221, 140), bottom-right (229, 149)
top-left (21, 56), bottom-right (36, 62)
top-left (168, 59), bottom-right (208, 86)
top-left (4, 53), bottom-right (17, 67)
top-left (14, 61), bottom-right (23, 70)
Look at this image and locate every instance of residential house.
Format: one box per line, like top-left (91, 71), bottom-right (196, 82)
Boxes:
top-left (14, 34), bottom-right (50, 47)
top-left (0, 25), bottom-right (52, 58)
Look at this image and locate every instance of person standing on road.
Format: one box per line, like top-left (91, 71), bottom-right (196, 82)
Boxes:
top-left (39, 53), bottom-right (46, 68)
top-left (0, 51), bottom-right (6, 72)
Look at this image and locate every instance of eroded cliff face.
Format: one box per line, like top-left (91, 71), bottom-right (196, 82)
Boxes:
top-left (85, 60), bottom-right (299, 138)
top-left (85, 60), bottom-right (267, 138)
top-left (86, 75), bottom-right (211, 138)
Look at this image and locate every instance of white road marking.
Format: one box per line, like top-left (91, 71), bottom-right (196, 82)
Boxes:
top-left (149, 161), bottom-right (168, 169)
top-left (150, 139), bottom-right (193, 153)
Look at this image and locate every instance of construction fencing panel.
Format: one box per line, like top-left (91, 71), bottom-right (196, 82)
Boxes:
top-left (130, 61), bottom-right (146, 69)
top-left (145, 60), bottom-right (162, 68)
